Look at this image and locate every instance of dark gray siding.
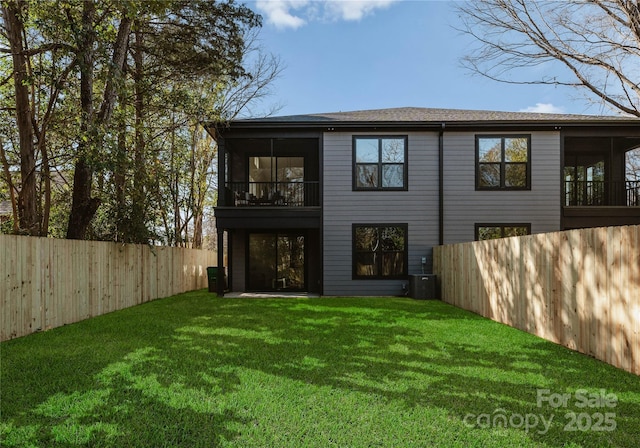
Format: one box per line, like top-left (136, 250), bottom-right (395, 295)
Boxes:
top-left (230, 231), bottom-right (246, 292)
top-left (443, 131), bottom-right (561, 243)
top-left (322, 132), bottom-right (440, 296)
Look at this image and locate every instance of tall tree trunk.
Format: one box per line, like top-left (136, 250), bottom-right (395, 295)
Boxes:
top-left (67, 2), bottom-right (132, 239)
top-left (67, 0), bottom-right (97, 239)
top-left (114, 106), bottom-right (127, 242)
top-left (40, 136), bottom-right (51, 236)
top-left (2, 0), bottom-right (38, 235)
top-left (38, 55), bottom-right (78, 237)
top-left (0, 138), bottom-right (19, 233)
top-left (192, 209), bottom-right (203, 249)
top-left (190, 126), bottom-right (205, 249)
top-left (169, 111), bottom-right (181, 246)
top-left (131, 25), bottom-right (147, 242)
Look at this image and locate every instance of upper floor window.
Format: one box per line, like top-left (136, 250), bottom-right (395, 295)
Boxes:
top-left (353, 136), bottom-right (408, 190)
top-left (353, 224), bottom-right (408, 279)
top-left (476, 135), bottom-right (530, 190)
top-left (475, 223), bottom-right (531, 241)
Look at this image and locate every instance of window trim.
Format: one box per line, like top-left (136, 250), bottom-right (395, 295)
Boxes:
top-left (352, 223), bottom-right (408, 280)
top-left (475, 135), bottom-right (531, 190)
top-left (475, 223), bottom-right (532, 241)
top-left (353, 136), bottom-right (408, 191)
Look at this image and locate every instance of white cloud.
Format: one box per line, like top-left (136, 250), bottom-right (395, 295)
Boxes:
top-left (255, 0), bottom-right (399, 30)
top-left (324, 0), bottom-right (398, 21)
top-left (519, 103), bottom-right (566, 114)
top-left (256, 0), bottom-right (309, 30)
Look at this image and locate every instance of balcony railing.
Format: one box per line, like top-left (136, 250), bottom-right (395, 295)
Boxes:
top-left (564, 180), bottom-right (640, 207)
top-left (224, 181), bottom-right (320, 207)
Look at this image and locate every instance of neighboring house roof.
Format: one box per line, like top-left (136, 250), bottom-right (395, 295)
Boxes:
top-left (216, 107), bottom-right (640, 131)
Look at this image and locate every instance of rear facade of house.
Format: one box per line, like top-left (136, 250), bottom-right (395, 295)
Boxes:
top-left (208, 107), bottom-right (640, 296)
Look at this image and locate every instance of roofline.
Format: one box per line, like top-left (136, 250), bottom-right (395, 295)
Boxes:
top-left (206, 118), bottom-right (640, 137)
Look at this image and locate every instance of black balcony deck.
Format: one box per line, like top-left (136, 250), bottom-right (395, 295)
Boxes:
top-left (564, 180), bottom-right (640, 207)
top-left (223, 181), bottom-right (320, 207)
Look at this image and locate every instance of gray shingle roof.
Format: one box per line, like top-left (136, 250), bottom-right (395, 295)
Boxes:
top-left (233, 106), bottom-right (639, 125)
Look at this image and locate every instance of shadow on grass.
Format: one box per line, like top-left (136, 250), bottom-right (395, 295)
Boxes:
top-left (2, 292), bottom-right (639, 447)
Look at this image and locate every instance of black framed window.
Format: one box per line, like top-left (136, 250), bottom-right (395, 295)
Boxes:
top-left (353, 224), bottom-right (408, 279)
top-left (476, 135), bottom-right (531, 190)
top-left (354, 136), bottom-right (408, 190)
top-left (475, 223), bottom-right (531, 241)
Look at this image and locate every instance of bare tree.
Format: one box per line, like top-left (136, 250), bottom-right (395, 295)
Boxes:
top-left (215, 28), bottom-right (284, 120)
top-left (456, 0), bottom-right (640, 117)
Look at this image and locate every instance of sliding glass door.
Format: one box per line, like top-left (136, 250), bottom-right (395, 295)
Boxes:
top-left (248, 232), bottom-right (305, 291)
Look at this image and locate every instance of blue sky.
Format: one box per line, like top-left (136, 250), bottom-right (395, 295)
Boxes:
top-left (244, 0), bottom-right (603, 117)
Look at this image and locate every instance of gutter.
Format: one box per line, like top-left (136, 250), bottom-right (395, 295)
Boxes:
top-left (213, 119), bottom-right (640, 132)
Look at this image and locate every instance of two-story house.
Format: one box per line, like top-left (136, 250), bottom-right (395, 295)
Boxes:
top-left (207, 107), bottom-right (640, 296)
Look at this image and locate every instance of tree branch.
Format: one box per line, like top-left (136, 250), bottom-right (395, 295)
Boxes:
top-left (456, 0), bottom-right (640, 116)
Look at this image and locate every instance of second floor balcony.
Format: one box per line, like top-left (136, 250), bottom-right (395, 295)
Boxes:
top-left (564, 180), bottom-right (640, 207)
top-left (223, 181), bottom-right (320, 207)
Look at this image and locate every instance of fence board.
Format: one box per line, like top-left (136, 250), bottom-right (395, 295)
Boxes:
top-left (619, 226), bottom-right (631, 373)
top-left (627, 226), bottom-right (640, 375)
top-left (5, 236), bottom-right (18, 339)
top-left (434, 225), bottom-right (640, 376)
top-left (0, 235), bottom-right (216, 341)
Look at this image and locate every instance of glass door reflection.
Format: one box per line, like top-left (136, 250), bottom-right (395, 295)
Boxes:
top-left (248, 233), bottom-right (305, 291)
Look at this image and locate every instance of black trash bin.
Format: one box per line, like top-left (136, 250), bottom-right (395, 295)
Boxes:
top-left (207, 267), bottom-right (225, 293)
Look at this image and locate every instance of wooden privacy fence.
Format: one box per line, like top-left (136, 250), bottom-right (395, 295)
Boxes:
top-left (434, 225), bottom-right (640, 375)
top-left (1, 234), bottom-right (217, 341)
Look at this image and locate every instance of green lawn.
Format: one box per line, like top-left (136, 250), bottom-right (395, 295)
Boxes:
top-left (1, 292), bottom-right (639, 447)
